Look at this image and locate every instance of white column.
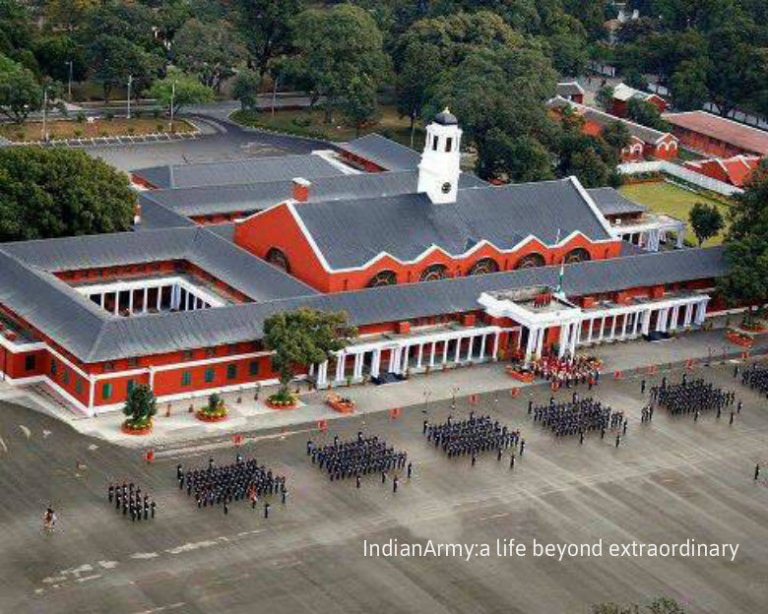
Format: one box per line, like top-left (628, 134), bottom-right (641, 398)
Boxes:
top-left (492, 332), bottom-right (500, 360)
top-left (695, 298), bottom-right (709, 325)
top-left (676, 226), bottom-right (685, 248)
top-left (535, 326), bottom-right (545, 358)
top-left (442, 340), bottom-right (449, 364)
top-left (684, 303), bottom-right (693, 327)
top-left (587, 318), bottom-right (594, 344)
top-left (317, 361), bottom-right (328, 387)
top-left (570, 322), bottom-right (579, 356)
top-left (114, 291), bottom-right (120, 315)
top-left (655, 308), bottom-right (664, 332)
top-left (642, 309), bottom-right (652, 335)
top-left (558, 324), bottom-right (569, 358)
top-left (388, 347), bottom-right (398, 372)
top-left (525, 327), bottom-right (537, 363)
top-left (453, 337), bottom-right (462, 363)
top-left (186, 291), bottom-right (192, 311)
top-left (128, 290), bottom-right (134, 315)
top-left (598, 317), bottom-right (606, 342)
top-left (353, 352), bottom-right (364, 379)
top-left (416, 344), bottom-right (424, 369)
top-left (335, 354), bottom-right (345, 382)
top-left (609, 315), bottom-right (617, 340)
top-left (371, 351), bottom-right (381, 377)
top-left (620, 312), bottom-right (629, 339)
top-left (143, 287), bottom-right (149, 313)
top-left (479, 334), bottom-right (487, 361)
top-left (465, 335), bottom-right (475, 361)
top-left (157, 286), bottom-right (163, 310)
top-left (429, 342), bottom-right (436, 367)
top-left (402, 345), bottom-right (411, 371)
top-left (100, 293), bottom-right (105, 309)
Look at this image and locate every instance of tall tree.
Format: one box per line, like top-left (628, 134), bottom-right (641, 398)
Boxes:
top-left (148, 69), bottom-right (215, 115)
top-left (263, 309), bottom-right (357, 398)
top-left (626, 98), bottom-right (668, 130)
top-left (290, 4), bottom-right (390, 124)
top-left (670, 59), bottom-right (709, 111)
top-left (689, 202), bottom-right (724, 246)
top-left (173, 19), bottom-right (247, 91)
top-left (86, 35), bottom-right (160, 101)
top-left (0, 54), bottom-right (42, 123)
top-left (0, 147), bottom-right (135, 241)
top-left (232, 69), bottom-right (262, 111)
top-left (236, 0), bottom-right (304, 76)
top-left (122, 384), bottom-right (157, 429)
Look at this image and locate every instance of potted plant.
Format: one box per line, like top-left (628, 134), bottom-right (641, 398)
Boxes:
top-left (196, 392), bottom-right (228, 422)
top-left (121, 384), bottom-right (157, 435)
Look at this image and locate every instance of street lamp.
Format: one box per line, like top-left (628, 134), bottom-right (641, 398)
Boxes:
top-left (127, 74), bottom-right (133, 120)
top-left (41, 86), bottom-right (48, 142)
top-left (168, 80), bottom-right (176, 132)
top-left (451, 386), bottom-right (460, 409)
top-left (65, 61), bottom-right (73, 101)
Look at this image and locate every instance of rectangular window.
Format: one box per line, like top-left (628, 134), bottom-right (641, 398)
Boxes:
top-left (25, 355), bottom-right (36, 372)
top-left (432, 135), bottom-right (439, 151)
top-left (182, 371), bottom-right (192, 386)
top-left (102, 383), bottom-right (112, 399)
top-left (127, 379), bottom-right (136, 395)
top-left (183, 350), bottom-right (194, 360)
top-left (62, 370), bottom-right (70, 385)
top-left (445, 137), bottom-right (453, 152)
top-left (226, 364), bottom-right (237, 380)
top-left (248, 360), bottom-right (260, 377)
top-left (103, 362), bottom-right (115, 372)
top-left (50, 359), bottom-right (57, 376)
top-left (204, 368), bottom-right (215, 383)
top-left (127, 357), bottom-right (139, 368)
top-left (75, 379), bottom-right (83, 394)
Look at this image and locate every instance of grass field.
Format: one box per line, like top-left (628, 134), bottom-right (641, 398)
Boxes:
top-left (0, 117), bottom-right (194, 142)
top-left (232, 105), bottom-right (422, 146)
top-left (619, 181), bottom-right (732, 246)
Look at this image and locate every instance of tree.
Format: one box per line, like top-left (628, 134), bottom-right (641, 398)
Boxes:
top-left (148, 69), bottom-right (215, 116)
top-left (341, 75), bottom-right (379, 136)
top-left (173, 19), bottom-right (247, 91)
top-left (122, 384), bottom-right (157, 428)
top-left (595, 85), bottom-right (614, 110)
top-left (236, 0), bottom-right (305, 76)
top-left (0, 147), bottom-right (135, 241)
top-left (0, 54), bottom-right (42, 123)
top-left (718, 162), bottom-right (768, 320)
top-left (601, 121), bottom-right (632, 152)
top-left (263, 309), bottom-right (357, 399)
top-left (290, 5), bottom-right (390, 124)
top-left (670, 59), bottom-right (709, 111)
top-left (86, 35), bottom-right (159, 101)
top-left (626, 98), bottom-right (668, 131)
top-left (232, 69), bottom-right (262, 111)
top-left (45, 0), bottom-right (99, 33)
top-left (33, 35), bottom-right (87, 85)
top-left (476, 130), bottom-right (553, 183)
top-left (689, 202), bottom-right (724, 246)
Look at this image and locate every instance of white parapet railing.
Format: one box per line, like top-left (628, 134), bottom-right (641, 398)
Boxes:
top-left (617, 160), bottom-right (744, 197)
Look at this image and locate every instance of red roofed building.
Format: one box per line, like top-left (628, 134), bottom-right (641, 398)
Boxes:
top-left (684, 155), bottom-right (762, 188)
top-left (663, 111), bottom-right (768, 158)
top-left (611, 83), bottom-right (668, 118)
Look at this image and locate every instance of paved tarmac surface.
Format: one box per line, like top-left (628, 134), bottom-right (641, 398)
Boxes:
top-left (1, 362), bottom-right (767, 614)
top-left (85, 112), bottom-right (331, 173)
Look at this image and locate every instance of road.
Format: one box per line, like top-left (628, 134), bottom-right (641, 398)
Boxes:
top-left (1, 363), bottom-right (767, 613)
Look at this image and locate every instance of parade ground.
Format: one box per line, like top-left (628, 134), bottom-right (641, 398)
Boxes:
top-left (1, 361), bottom-right (767, 614)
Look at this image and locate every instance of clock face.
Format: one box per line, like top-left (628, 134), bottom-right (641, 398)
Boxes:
top-left (441, 182), bottom-right (452, 194)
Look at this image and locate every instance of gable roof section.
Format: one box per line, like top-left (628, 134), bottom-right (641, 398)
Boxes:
top-left (587, 187), bottom-right (647, 216)
top-left (132, 153), bottom-right (347, 189)
top-left (339, 134), bottom-right (421, 170)
top-left (685, 155), bottom-right (761, 188)
top-left (662, 111), bottom-right (768, 156)
top-left (556, 82), bottom-right (585, 97)
top-left (290, 177), bottom-right (614, 270)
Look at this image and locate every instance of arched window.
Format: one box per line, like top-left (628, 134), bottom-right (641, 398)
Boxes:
top-left (367, 270), bottom-right (397, 288)
top-left (564, 248), bottom-right (591, 264)
top-left (265, 247), bottom-right (290, 273)
top-left (468, 257), bottom-right (500, 276)
top-left (420, 264), bottom-right (448, 282)
top-left (514, 253), bottom-right (546, 269)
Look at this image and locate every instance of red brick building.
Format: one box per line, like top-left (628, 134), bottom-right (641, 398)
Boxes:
top-left (611, 83), bottom-right (668, 118)
top-left (663, 111), bottom-right (768, 158)
top-left (684, 155), bottom-right (762, 188)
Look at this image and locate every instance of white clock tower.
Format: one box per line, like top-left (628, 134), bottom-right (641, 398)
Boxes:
top-left (417, 108), bottom-right (462, 204)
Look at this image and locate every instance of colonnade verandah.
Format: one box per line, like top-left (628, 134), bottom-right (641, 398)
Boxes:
top-left (521, 294), bottom-right (710, 363)
top-left (313, 326), bottom-right (505, 388)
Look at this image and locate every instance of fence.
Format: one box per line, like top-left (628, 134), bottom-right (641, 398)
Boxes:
top-left (617, 161), bottom-right (743, 197)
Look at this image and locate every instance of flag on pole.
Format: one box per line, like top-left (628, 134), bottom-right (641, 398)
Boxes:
top-left (556, 260), bottom-right (565, 293)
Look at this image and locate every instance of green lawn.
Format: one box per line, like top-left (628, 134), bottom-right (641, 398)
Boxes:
top-left (619, 181), bottom-right (732, 247)
top-left (231, 105), bottom-right (423, 146)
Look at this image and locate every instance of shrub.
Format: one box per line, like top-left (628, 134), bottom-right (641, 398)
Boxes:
top-left (156, 123), bottom-right (164, 133)
top-left (76, 112), bottom-right (86, 123)
top-left (127, 126), bottom-right (135, 135)
top-left (73, 129), bottom-right (83, 138)
top-left (153, 109), bottom-right (161, 119)
top-left (104, 111), bottom-right (114, 121)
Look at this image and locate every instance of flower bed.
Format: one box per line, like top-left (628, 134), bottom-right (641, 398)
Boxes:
top-left (326, 393), bottom-right (355, 414)
top-left (266, 391), bottom-right (298, 410)
top-left (196, 409), bottom-right (228, 423)
top-left (121, 419), bottom-right (153, 435)
top-left (726, 330), bottom-right (753, 348)
top-left (504, 365), bottom-right (536, 383)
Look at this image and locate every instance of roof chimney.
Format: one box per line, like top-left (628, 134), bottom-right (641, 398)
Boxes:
top-left (133, 202), bottom-right (142, 226)
top-left (292, 177), bottom-right (312, 203)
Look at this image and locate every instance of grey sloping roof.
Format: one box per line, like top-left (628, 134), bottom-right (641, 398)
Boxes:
top-left (81, 246), bottom-right (727, 361)
top-left (132, 154), bottom-right (347, 189)
top-left (587, 187), bottom-right (647, 216)
top-left (340, 134), bottom-right (421, 170)
top-left (139, 170), bottom-right (487, 218)
top-left (137, 196), bottom-right (196, 230)
top-left (547, 97), bottom-right (672, 145)
top-left (293, 177), bottom-right (612, 269)
top-left (556, 82), bottom-right (585, 97)
top-left (0, 250), bottom-right (108, 358)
